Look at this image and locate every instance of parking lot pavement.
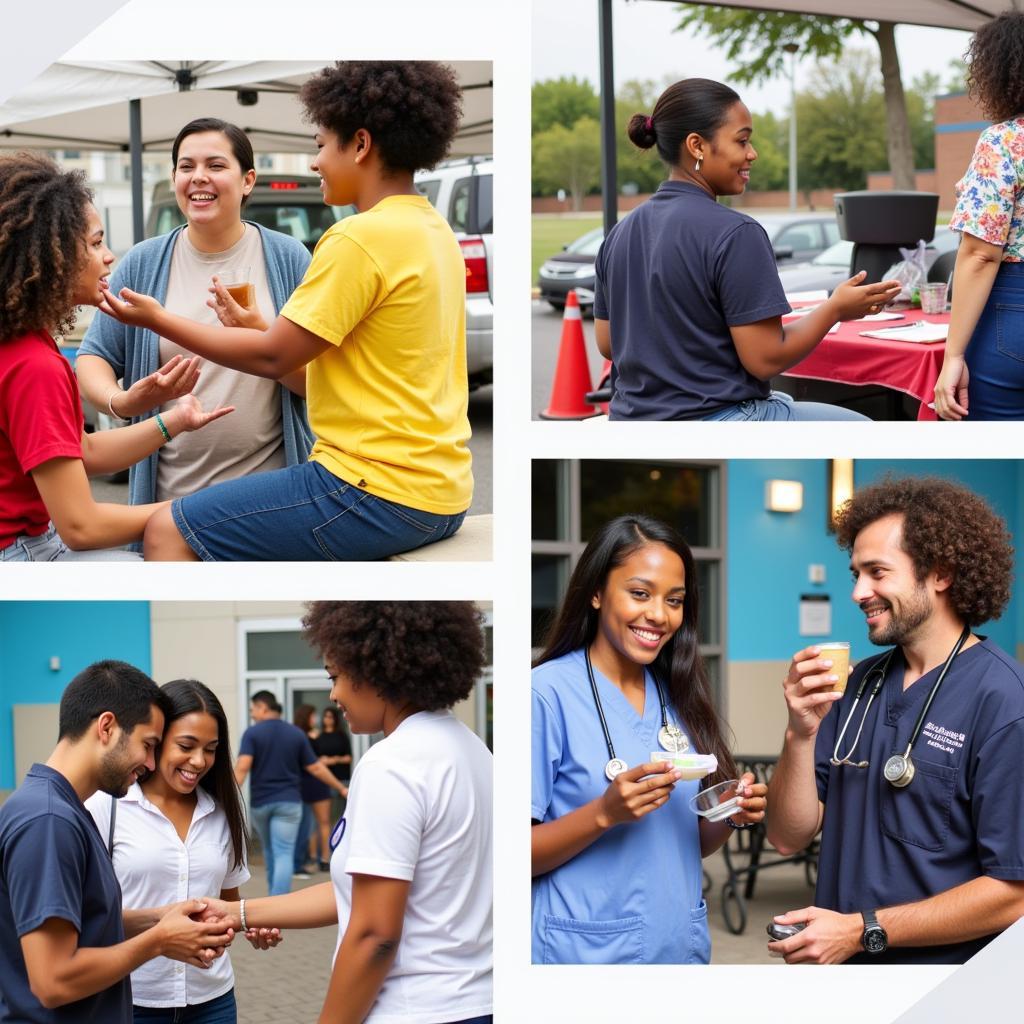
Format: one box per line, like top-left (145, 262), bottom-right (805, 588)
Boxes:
top-left (232, 868), bottom-right (334, 1022)
top-left (704, 843), bottom-right (817, 964)
top-left (532, 301), bottom-right (606, 419)
top-left (89, 386), bottom-right (493, 516)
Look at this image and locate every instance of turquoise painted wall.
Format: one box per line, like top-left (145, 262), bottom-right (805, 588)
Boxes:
top-left (0, 602), bottom-right (151, 789)
top-left (726, 461), bottom-right (1020, 663)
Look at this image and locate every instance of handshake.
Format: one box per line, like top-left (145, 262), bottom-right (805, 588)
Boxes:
top-left (152, 898), bottom-right (282, 968)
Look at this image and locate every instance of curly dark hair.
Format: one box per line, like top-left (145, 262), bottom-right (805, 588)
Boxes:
top-left (302, 601), bottom-right (485, 711)
top-left (834, 476), bottom-right (1013, 627)
top-left (299, 61), bottom-right (463, 174)
top-left (966, 12), bottom-right (1024, 122)
top-left (0, 152), bottom-right (93, 341)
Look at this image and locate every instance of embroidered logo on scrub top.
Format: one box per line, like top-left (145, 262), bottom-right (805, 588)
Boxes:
top-left (921, 720), bottom-right (966, 755)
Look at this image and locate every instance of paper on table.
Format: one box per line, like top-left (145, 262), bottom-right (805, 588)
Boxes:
top-left (853, 311), bottom-right (905, 322)
top-left (785, 289), bottom-right (830, 303)
top-left (859, 322), bottom-right (949, 343)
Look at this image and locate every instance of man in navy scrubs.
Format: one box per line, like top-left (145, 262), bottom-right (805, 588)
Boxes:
top-left (767, 477), bottom-right (1024, 964)
top-left (0, 661), bottom-right (234, 1023)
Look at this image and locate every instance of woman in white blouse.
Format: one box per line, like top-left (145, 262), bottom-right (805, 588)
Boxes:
top-left (87, 679), bottom-right (251, 1024)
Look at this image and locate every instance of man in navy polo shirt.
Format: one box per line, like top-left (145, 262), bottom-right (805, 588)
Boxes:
top-left (0, 660), bottom-right (234, 1023)
top-left (766, 477), bottom-right (1024, 964)
top-left (235, 691), bottom-right (347, 896)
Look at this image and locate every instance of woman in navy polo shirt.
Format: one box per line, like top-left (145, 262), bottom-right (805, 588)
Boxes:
top-left (593, 78), bottom-right (901, 421)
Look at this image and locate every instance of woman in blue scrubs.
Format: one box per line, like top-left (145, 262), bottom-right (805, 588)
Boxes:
top-left (531, 513), bottom-right (766, 964)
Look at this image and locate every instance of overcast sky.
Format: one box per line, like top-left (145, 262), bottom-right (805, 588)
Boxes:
top-left (532, 1), bottom-right (972, 114)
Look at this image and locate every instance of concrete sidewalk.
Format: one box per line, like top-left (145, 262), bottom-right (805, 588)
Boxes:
top-left (231, 868), bottom-right (334, 1024)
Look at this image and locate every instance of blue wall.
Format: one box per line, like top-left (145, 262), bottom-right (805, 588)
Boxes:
top-left (727, 461), bottom-right (1021, 663)
top-left (0, 602), bottom-right (151, 789)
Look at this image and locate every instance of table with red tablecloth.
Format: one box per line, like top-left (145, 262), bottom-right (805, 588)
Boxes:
top-left (782, 311), bottom-right (950, 421)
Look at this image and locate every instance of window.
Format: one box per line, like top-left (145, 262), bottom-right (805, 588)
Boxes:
top-left (449, 178), bottom-right (472, 232)
top-left (774, 225), bottom-right (818, 253)
top-left (416, 178), bottom-right (441, 206)
top-left (531, 460), bottom-right (726, 696)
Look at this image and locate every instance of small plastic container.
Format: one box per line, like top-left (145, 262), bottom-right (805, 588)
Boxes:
top-left (688, 779), bottom-right (743, 822)
top-left (650, 752), bottom-right (717, 780)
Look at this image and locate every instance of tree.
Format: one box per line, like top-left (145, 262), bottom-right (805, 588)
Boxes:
top-left (615, 78), bottom-right (665, 194)
top-left (796, 51), bottom-right (887, 191)
top-left (675, 7), bottom-right (918, 189)
top-left (533, 117), bottom-right (601, 209)
top-left (532, 77), bottom-right (600, 135)
top-left (746, 109), bottom-right (788, 191)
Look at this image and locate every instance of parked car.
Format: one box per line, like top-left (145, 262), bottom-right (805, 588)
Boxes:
top-left (415, 156), bottom-right (493, 390)
top-left (146, 174), bottom-right (354, 254)
top-left (777, 227), bottom-right (959, 295)
top-left (536, 226), bottom-right (603, 312)
top-left (537, 212), bottom-right (840, 313)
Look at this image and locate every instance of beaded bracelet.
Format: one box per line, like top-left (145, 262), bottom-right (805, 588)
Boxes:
top-left (154, 412), bottom-right (171, 444)
top-left (239, 898), bottom-right (248, 931)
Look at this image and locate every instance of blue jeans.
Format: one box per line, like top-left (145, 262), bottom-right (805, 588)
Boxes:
top-left (133, 989), bottom-right (236, 1023)
top-left (172, 460), bottom-right (467, 561)
top-left (294, 803), bottom-right (315, 872)
top-left (0, 523), bottom-right (142, 561)
top-left (964, 261), bottom-right (1024, 419)
top-left (250, 802), bottom-right (302, 896)
top-left (702, 390), bottom-right (869, 421)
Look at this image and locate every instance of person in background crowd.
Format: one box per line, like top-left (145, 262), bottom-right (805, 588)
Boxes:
top-left (235, 691), bottom-right (346, 896)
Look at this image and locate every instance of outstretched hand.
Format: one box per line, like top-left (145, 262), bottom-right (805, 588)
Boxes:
top-left (99, 285), bottom-right (164, 329)
top-left (164, 393), bottom-right (235, 435)
top-left (830, 271), bottom-right (903, 321)
top-left (112, 355), bottom-right (201, 419)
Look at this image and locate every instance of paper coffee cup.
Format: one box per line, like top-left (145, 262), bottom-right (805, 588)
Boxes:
top-left (819, 642), bottom-right (850, 694)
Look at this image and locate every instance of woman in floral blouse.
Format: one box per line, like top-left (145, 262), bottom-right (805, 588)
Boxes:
top-left (935, 11), bottom-right (1024, 420)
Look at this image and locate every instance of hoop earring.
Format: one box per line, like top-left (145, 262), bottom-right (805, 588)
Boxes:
top-left (695, 156), bottom-right (703, 174)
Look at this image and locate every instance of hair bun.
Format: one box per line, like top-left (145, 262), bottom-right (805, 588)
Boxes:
top-left (626, 112), bottom-right (657, 150)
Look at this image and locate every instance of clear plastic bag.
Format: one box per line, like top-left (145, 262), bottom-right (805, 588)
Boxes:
top-left (882, 240), bottom-right (929, 304)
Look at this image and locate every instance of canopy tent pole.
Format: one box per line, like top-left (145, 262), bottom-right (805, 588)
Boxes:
top-left (598, 0), bottom-right (617, 236)
top-left (129, 97), bottom-right (144, 244)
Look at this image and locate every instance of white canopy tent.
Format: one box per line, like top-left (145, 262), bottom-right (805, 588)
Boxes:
top-left (0, 60), bottom-right (493, 240)
top-left (594, 0), bottom-right (1018, 231)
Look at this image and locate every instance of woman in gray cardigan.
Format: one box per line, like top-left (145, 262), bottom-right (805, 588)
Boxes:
top-left (78, 118), bottom-right (313, 508)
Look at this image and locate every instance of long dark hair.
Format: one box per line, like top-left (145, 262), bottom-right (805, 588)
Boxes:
top-left (535, 514), bottom-right (736, 779)
top-left (321, 706), bottom-right (342, 733)
top-left (158, 679), bottom-right (250, 871)
top-left (293, 703), bottom-right (317, 734)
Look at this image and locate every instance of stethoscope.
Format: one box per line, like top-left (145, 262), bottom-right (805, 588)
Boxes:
top-left (584, 647), bottom-right (690, 781)
top-left (830, 626), bottom-right (970, 788)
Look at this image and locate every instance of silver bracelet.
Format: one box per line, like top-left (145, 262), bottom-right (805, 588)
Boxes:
top-left (107, 388), bottom-right (127, 420)
top-left (239, 898), bottom-right (247, 931)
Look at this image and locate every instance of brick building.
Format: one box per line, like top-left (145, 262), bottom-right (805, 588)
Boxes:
top-left (867, 91), bottom-right (990, 212)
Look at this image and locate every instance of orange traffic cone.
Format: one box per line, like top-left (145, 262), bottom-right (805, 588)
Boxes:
top-left (540, 290), bottom-right (600, 419)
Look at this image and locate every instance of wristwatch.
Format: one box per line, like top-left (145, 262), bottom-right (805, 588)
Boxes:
top-left (860, 910), bottom-right (888, 955)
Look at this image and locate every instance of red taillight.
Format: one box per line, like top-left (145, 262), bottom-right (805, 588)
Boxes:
top-left (269, 181), bottom-right (300, 190)
top-left (460, 237), bottom-right (489, 294)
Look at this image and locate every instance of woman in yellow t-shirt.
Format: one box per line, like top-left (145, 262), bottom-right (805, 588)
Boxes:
top-left (100, 62), bottom-right (473, 561)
